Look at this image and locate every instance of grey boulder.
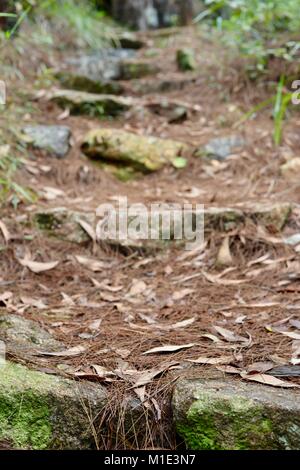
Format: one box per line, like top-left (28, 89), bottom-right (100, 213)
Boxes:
top-left (197, 135), bottom-right (245, 161)
top-left (22, 125), bottom-right (71, 158)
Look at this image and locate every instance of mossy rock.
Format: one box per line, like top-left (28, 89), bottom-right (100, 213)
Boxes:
top-left (55, 72), bottom-right (124, 95)
top-left (173, 376), bottom-right (300, 450)
top-left (130, 77), bottom-right (197, 95)
top-left (0, 314), bottom-right (62, 358)
top-left (0, 362), bottom-right (107, 449)
top-left (33, 207), bottom-right (96, 244)
top-left (20, 125), bottom-right (71, 158)
top-left (117, 33), bottom-right (145, 50)
top-left (204, 203), bottom-right (292, 233)
top-left (49, 90), bottom-right (135, 117)
top-left (120, 61), bottom-right (160, 80)
top-left (81, 128), bottom-right (187, 173)
top-left (204, 207), bottom-right (245, 232)
top-left (250, 202), bottom-right (292, 231)
top-left (176, 48), bottom-right (196, 72)
top-left (195, 135), bottom-right (245, 161)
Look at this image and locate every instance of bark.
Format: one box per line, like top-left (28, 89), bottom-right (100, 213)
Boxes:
top-left (178, 0), bottom-right (195, 26)
top-left (109, 0), bottom-right (196, 30)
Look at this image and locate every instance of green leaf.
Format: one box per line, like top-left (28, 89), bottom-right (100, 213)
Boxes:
top-left (173, 157), bottom-right (188, 169)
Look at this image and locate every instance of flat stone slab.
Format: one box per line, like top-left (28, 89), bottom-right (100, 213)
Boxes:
top-left (196, 135), bottom-right (246, 161)
top-left (21, 125), bottom-right (71, 158)
top-left (65, 49), bottom-right (135, 81)
top-left (117, 33), bottom-right (145, 50)
top-left (204, 202), bottom-right (292, 232)
top-left (32, 207), bottom-right (95, 244)
top-left (81, 128), bottom-right (187, 172)
top-left (55, 71), bottom-right (124, 95)
top-left (29, 203), bottom-right (292, 253)
top-left (120, 60), bottom-right (160, 80)
top-left (130, 76), bottom-right (197, 95)
top-left (173, 375), bottom-right (300, 450)
top-left (0, 361), bottom-right (107, 449)
top-left (0, 314), bottom-right (62, 358)
top-left (49, 90), bottom-right (136, 117)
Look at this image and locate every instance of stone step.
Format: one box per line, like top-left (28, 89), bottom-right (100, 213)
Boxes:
top-left (172, 373), bottom-right (300, 450)
top-left (26, 202), bottom-right (292, 253)
top-left (2, 360), bottom-right (300, 449)
top-left (0, 361), bottom-right (107, 449)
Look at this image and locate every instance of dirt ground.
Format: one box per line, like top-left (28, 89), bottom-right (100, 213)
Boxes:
top-left (1, 25), bottom-right (300, 449)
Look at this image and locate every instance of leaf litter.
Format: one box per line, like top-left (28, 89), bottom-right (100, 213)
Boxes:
top-left (4, 23), bottom-right (300, 453)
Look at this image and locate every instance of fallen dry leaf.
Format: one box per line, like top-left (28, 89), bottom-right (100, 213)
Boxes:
top-left (216, 365), bottom-right (241, 374)
top-left (88, 319), bottom-right (102, 331)
top-left (92, 364), bottom-right (116, 379)
top-left (20, 296), bottom-right (48, 309)
top-left (35, 345), bottom-right (86, 357)
top-left (172, 288), bottom-right (194, 301)
top-left (202, 271), bottom-right (245, 286)
top-left (268, 327), bottom-right (300, 340)
top-left (41, 187), bottom-right (65, 201)
top-left (170, 317), bottom-right (196, 329)
top-left (201, 333), bottom-right (221, 343)
top-left (0, 291), bottom-right (13, 304)
top-left (61, 292), bottom-right (75, 306)
top-left (216, 237), bottom-right (233, 266)
top-left (75, 255), bottom-right (107, 272)
top-left (151, 397), bottom-right (162, 420)
top-left (246, 362), bottom-right (274, 374)
top-left (188, 356), bottom-right (233, 365)
top-left (18, 259), bottom-right (59, 274)
top-left (100, 291), bottom-right (119, 302)
top-left (78, 220), bottom-right (96, 242)
top-left (247, 253), bottom-right (270, 267)
top-left (289, 319), bottom-right (300, 330)
top-left (240, 372), bottom-right (300, 388)
top-left (142, 343), bottom-right (195, 355)
top-left (131, 366), bottom-right (174, 388)
top-left (134, 386), bottom-right (147, 403)
top-left (213, 326), bottom-right (248, 343)
top-left (129, 279), bottom-right (147, 296)
top-left (57, 108), bottom-right (70, 120)
top-left (0, 220), bottom-right (10, 243)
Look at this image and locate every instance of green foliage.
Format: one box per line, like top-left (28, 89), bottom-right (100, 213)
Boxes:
top-left (196, 1), bottom-right (300, 145)
top-left (30, 0), bottom-right (115, 49)
top-left (273, 75), bottom-right (292, 146)
top-left (197, 1), bottom-right (300, 73)
top-left (1, 0), bottom-right (116, 48)
top-left (0, 145), bottom-right (35, 206)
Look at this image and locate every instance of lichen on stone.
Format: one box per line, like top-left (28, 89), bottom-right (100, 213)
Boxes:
top-left (177, 392), bottom-right (274, 450)
top-left (0, 362), bottom-right (107, 449)
top-left (81, 128), bottom-right (187, 173)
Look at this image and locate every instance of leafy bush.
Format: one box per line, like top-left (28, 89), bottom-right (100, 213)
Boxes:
top-left (197, 0), bottom-right (300, 74)
top-left (35, 0), bottom-right (115, 48)
top-left (1, 0), bottom-right (116, 48)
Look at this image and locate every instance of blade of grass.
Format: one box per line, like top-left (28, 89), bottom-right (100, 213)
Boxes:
top-left (274, 92), bottom-right (292, 146)
top-left (5, 7), bottom-right (31, 39)
top-left (234, 97), bottom-right (275, 128)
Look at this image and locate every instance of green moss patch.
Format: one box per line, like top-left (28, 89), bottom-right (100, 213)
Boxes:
top-left (177, 392), bottom-right (274, 450)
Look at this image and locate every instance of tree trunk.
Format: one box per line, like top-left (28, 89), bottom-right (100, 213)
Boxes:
top-left (177, 0), bottom-right (195, 26)
top-left (0, 1), bottom-right (21, 31)
top-left (109, 0), bottom-right (195, 30)
top-left (0, 1), bottom-right (12, 30)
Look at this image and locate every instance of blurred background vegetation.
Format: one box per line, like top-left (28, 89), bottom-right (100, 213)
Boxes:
top-left (1, 0), bottom-right (300, 203)
top-left (1, 1), bottom-right (299, 73)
